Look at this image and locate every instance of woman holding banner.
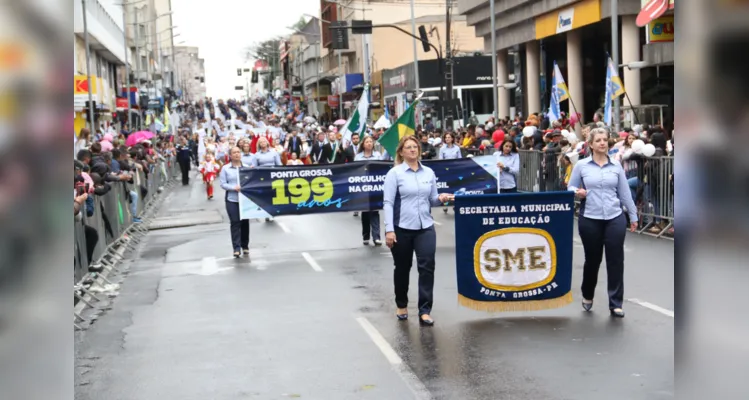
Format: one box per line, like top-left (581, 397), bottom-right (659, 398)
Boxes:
top-left (495, 139), bottom-right (520, 193)
top-left (439, 132), bottom-right (461, 213)
top-left (220, 146), bottom-right (251, 258)
top-left (568, 128), bottom-right (638, 318)
top-left (355, 136), bottom-right (382, 246)
top-left (252, 137), bottom-right (282, 222)
top-left (383, 135), bottom-right (454, 326)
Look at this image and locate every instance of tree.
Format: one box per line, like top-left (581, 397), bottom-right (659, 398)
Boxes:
top-left (244, 36), bottom-right (285, 91)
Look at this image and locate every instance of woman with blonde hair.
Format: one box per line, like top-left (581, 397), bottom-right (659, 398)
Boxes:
top-left (383, 135), bottom-right (454, 326)
top-left (568, 128), bottom-right (638, 318)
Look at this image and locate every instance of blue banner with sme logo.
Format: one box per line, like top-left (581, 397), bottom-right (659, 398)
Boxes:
top-left (238, 155), bottom-right (499, 219)
top-left (454, 191), bottom-right (575, 312)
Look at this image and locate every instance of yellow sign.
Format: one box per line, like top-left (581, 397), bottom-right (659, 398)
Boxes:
top-left (74, 75), bottom-right (98, 95)
top-left (648, 16), bottom-right (674, 43)
top-left (535, 0), bottom-right (601, 40)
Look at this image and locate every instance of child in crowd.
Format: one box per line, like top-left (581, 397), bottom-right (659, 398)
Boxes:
top-left (286, 152), bottom-right (304, 166)
top-left (199, 153), bottom-right (221, 200)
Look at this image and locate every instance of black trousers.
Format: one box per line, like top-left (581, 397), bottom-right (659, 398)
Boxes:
top-left (499, 187), bottom-right (517, 193)
top-left (578, 213), bottom-right (626, 309)
top-left (390, 225), bottom-right (436, 316)
top-left (84, 225), bottom-right (99, 265)
top-left (225, 200), bottom-right (249, 252)
top-left (361, 211), bottom-right (381, 241)
top-left (179, 159), bottom-right (190, 185)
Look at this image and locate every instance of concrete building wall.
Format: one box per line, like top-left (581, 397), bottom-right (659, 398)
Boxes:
top-left (174, 46), bottom-right (206, 101)
top-left (370, 15), bottom-right (484, 72)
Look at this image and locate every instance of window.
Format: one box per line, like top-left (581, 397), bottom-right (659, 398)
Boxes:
top-left (462, 88), bottom-right (493, 115)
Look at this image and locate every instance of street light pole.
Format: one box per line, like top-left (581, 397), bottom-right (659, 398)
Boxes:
top-left (82, 0), bottom-right (96, 131)
top-left (410, 0), bottom-right (420, 93)
top-left (121, 3), bottom-right (132, 129)
top-left (490, 0), bottom-right (498, 120)
top-left (338, 50), bottom-right (342, 118)
top-left (134, 10), bottom-right (140, 129)
top-left (611, 0), bottom-right (621, 131)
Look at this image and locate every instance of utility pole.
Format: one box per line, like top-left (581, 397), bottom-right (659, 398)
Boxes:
top-left (611, 0), bottom-right (620, 131)
top-left (410, 0), bottom-right (420, 94)
top-left (82, 0), bottom-right (96, 131)
top-left (121, 2), bottom-right (132, 129)
top-left (490, 0), bottom-right (498, 120)
top-left (444, 0), bottom-right (454, 129)
top-left (338, 50), bottom-right (342, 118)
top-left (134, 10), bottom-right (140, 129)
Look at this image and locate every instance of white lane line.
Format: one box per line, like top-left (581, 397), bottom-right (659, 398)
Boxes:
top-left (276, 221), bottom-right (291, 234)
top-left (355, 317), bottom-right (432, 400)
top-left (627, 298), bottom-right (674, 318)
top-left (301, 252), bottom-right (324, 272)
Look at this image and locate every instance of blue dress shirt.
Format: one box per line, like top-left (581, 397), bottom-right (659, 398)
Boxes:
top-left (439, 144), bottom-right (462, 159)
top-left (241, 153), bottom-right (255, 166)
top-left (219, 163), bottom-right (249, 203)
top-left (383, 162), bottom-right (443, 232)
top-left (494, 152), bottom-right (520, 189)
top-left (354, 151), bottom-right (382, 161)
top-left (568, 157), bottom-right (638, 222)
top-left (251, 150), bottom-right (282, 167)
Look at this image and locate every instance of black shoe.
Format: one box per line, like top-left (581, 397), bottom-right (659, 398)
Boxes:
top-left (419, 315), bottom-right (435, 326)
top-left (396, 308), bottom-right (408, 321)
top-left (610, 308), bottom-right (625, 318)
top-left (233, 251), bottom-right (241, 258)
top-left (242, 248), bottom-right (250, 255)
top-left (582, 300), bottom-right (593, 312)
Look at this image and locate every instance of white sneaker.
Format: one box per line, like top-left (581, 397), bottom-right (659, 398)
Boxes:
top-left (373, 239), bottom-right (382, 246)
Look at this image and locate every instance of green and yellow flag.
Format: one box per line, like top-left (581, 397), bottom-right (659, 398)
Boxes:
top-left (377, 99), bottom-right (418, 157)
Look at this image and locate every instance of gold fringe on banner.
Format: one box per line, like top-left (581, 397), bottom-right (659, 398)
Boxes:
top-left (458, 292), bottom-right (574, 312)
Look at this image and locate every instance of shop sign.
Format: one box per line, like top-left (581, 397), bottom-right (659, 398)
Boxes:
top-left (535, 0), bottom-right (600, 40)
top-left (327, 95), bottom-right (339, 108)
top-left (648, 16), bottom-right (674, 43)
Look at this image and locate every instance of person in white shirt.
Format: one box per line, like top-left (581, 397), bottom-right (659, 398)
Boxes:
top-left (354, 136), bottom-right (383, 245)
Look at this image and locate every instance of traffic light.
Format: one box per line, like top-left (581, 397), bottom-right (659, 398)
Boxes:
top-left (418, 25), bottom-right (430, 52)
top-left (84, 100), bottom-right (97, 123)
top-left (237, 68), bottom-right (242, 76)
top-left (330, 21), bottom-right (349, 50)
top-left (251, 70), bottom-right (259, 83)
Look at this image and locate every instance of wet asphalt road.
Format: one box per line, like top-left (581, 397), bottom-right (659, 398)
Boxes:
top-left (75, 171), bottom-right (674, 400)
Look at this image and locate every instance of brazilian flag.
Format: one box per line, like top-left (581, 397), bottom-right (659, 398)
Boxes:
top-left (377, 99), bottom-right (418, 157)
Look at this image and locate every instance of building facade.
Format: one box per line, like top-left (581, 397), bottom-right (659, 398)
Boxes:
top-left (174, 46), bottom-right (206, 102)
top-left (73, 0), bottom-right (127, 134)
top-left (458, 0), bottom-right (674, 126)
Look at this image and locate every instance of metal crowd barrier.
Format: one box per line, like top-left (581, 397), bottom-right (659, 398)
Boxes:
top-left (73, 156), bottom-right (178, 329)
top-left (464, 147), bottom-right (674, 238)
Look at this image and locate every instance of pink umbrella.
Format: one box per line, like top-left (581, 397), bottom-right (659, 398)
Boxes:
top-left (126, 130), bottom-right (155, 147)
top-left (334, 119), bottom-right (347, 125)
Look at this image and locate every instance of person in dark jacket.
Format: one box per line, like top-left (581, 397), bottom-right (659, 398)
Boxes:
top-left (321, 131), bottom-right (345, 164)
top-left (419, 133), bottom-right (436, 160)
top-left (343, 132), bottom-right (360, 163)
top-left (286, 129), bottom-right (304, 159)
top-left (176, 136), bottom-right (192, 185)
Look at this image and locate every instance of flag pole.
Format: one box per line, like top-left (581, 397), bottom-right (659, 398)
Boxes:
top-left (567, 95), bottom-right (583, 131)
top-left (623, 91), bottom-right (641, 127)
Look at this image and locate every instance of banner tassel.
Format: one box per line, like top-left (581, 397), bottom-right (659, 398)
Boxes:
top-left (457, 292), bottom-right (574, 312)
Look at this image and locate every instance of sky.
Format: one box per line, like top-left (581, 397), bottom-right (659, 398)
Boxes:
top-left (171, 0), bottom-right (320, 100)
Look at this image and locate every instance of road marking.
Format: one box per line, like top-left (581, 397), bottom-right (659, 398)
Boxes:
top-left (433, 221), bottom-right (442, 226)
top-left (355, 316), bottom-right (432, 400)
top-left (276, 221), bottom-right (291, 233)
top-left (301, 252), bottom-right (323, 272)
top-left (627, 298), bottom-right (674, 318)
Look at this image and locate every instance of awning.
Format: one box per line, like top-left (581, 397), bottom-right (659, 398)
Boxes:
top-left (636, 0), bottom-right (674, 27)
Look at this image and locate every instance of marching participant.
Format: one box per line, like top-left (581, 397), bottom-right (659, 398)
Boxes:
top-left (494, 139), bottom-right (520, 193)
top-left (219, 146), bottom-right (251, 258)
top-left (199, 153), bottom-right (221, 199)
top-left (568, 128), bottom-right (638, 318)
top-left (439, 131), bottom-right (462, 213)
top-left (252, 136), bottom-right (282, 222)
top-left (355, 135), bottom-right (382, 245)
top-left (383, 135), bottom-right (454, 326)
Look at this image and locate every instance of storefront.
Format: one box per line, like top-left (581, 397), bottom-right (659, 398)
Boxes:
top-left (381, 56), bottom-right (494, 128)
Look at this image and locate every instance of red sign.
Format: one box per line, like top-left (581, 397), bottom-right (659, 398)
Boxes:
top-left (636, 0), bottom-right (669, 27)
top-left (116, 97), bottom-right (129, 109)
top-left (327, 95), bottom-right (339, 108)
